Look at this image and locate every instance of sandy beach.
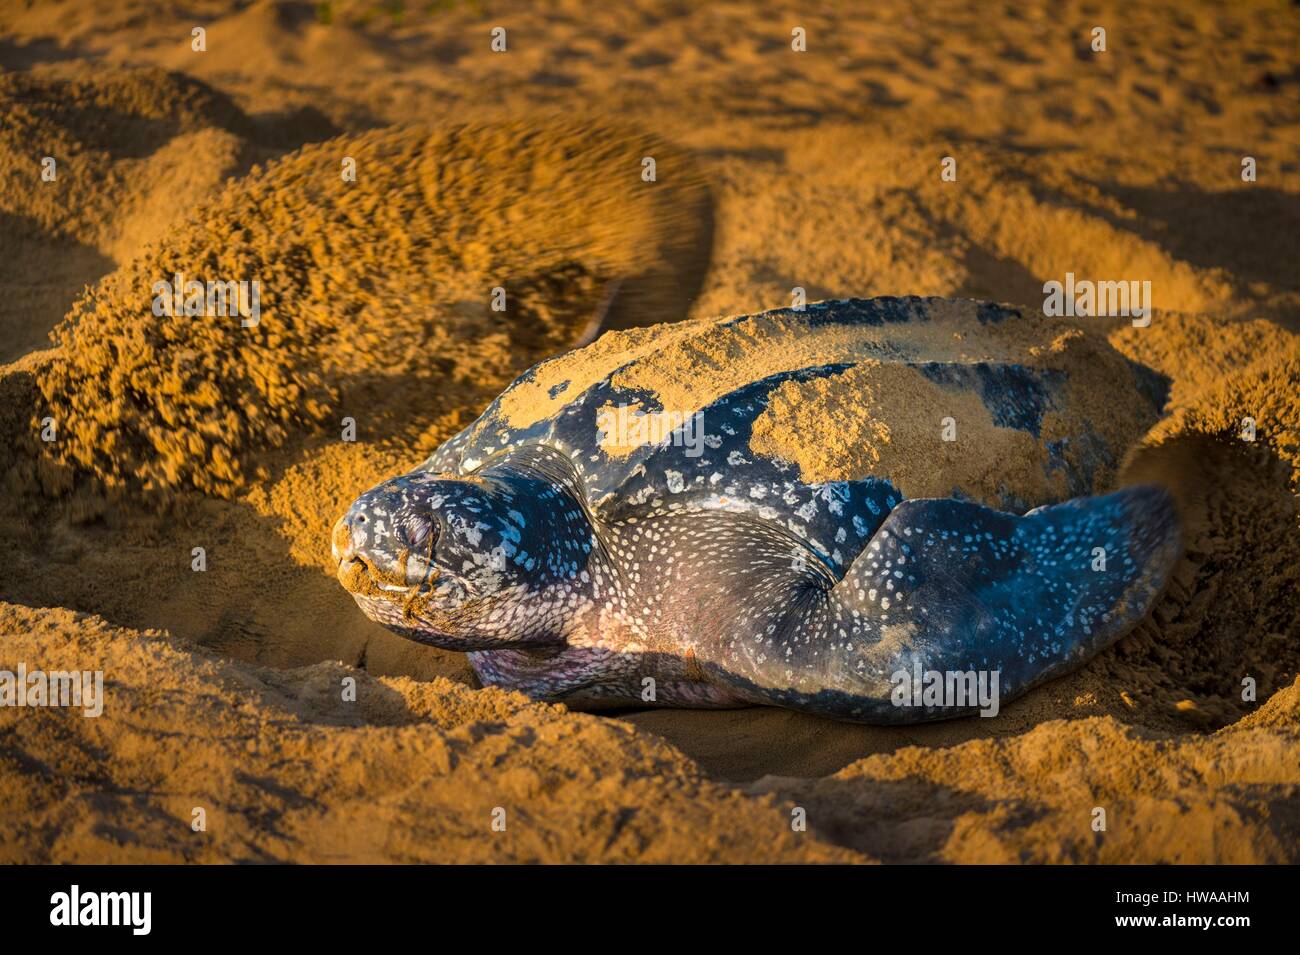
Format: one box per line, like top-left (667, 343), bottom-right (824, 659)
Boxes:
top-left (0, 0), bottom-right (1297, 863)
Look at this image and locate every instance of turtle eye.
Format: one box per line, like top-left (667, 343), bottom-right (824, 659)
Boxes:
top-left (405, 516), bottom-right (435, 550)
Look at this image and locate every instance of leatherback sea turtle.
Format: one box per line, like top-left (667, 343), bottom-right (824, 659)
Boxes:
top-left (333, 297), bottom-right (1180, 723)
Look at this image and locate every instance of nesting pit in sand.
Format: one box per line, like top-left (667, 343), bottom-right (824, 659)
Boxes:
top-left (4, 282), bottom-right (1297, 862)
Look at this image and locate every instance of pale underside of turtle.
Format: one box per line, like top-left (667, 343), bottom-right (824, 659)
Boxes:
top-left (334, 297), bottom-right (1181, 724)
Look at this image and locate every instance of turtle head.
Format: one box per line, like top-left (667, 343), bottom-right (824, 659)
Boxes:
top-left (333, 467), bottom-right (599, 650)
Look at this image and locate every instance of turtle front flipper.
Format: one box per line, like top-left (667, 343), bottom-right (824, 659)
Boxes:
top-left (708, 484), bottom-right (1181, 723)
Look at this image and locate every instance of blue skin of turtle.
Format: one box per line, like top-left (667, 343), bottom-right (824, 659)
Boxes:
top-left (333, 297), bottom-right (1180, 724)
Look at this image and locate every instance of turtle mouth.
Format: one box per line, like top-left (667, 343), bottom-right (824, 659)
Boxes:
top-left (336, 552), bottom-right (439, 603)
top-left (338, 556), bottom-right (450, 630)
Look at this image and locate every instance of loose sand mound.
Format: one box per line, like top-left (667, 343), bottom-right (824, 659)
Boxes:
top-left (0, 64), bottom-right (251, 361)
top-left (2, 601), bottom-right (1293, 863)
top-left (754, 682), bottom-right (1299, 864)
top-left (0, 603), bottom-right (847, 864)
top-left (28, 117), bottom-right (712, 498)
top-left (0, 62), bottom-right (258, 239)
top-left (0, 0), bottom-right (1297, 864)
top-left (0, 61), bottom-right (339, 362)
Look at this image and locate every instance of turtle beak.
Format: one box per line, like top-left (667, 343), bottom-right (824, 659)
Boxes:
top-left (332, 513), bottom-right (378, 593)
top-left (332, 510), bottom-right (441, 596)
top-left (331, 514), bottom-right (356, 564)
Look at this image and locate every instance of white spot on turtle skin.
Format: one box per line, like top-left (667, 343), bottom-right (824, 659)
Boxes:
top-left (665, 470), bottom-right (685, 493)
